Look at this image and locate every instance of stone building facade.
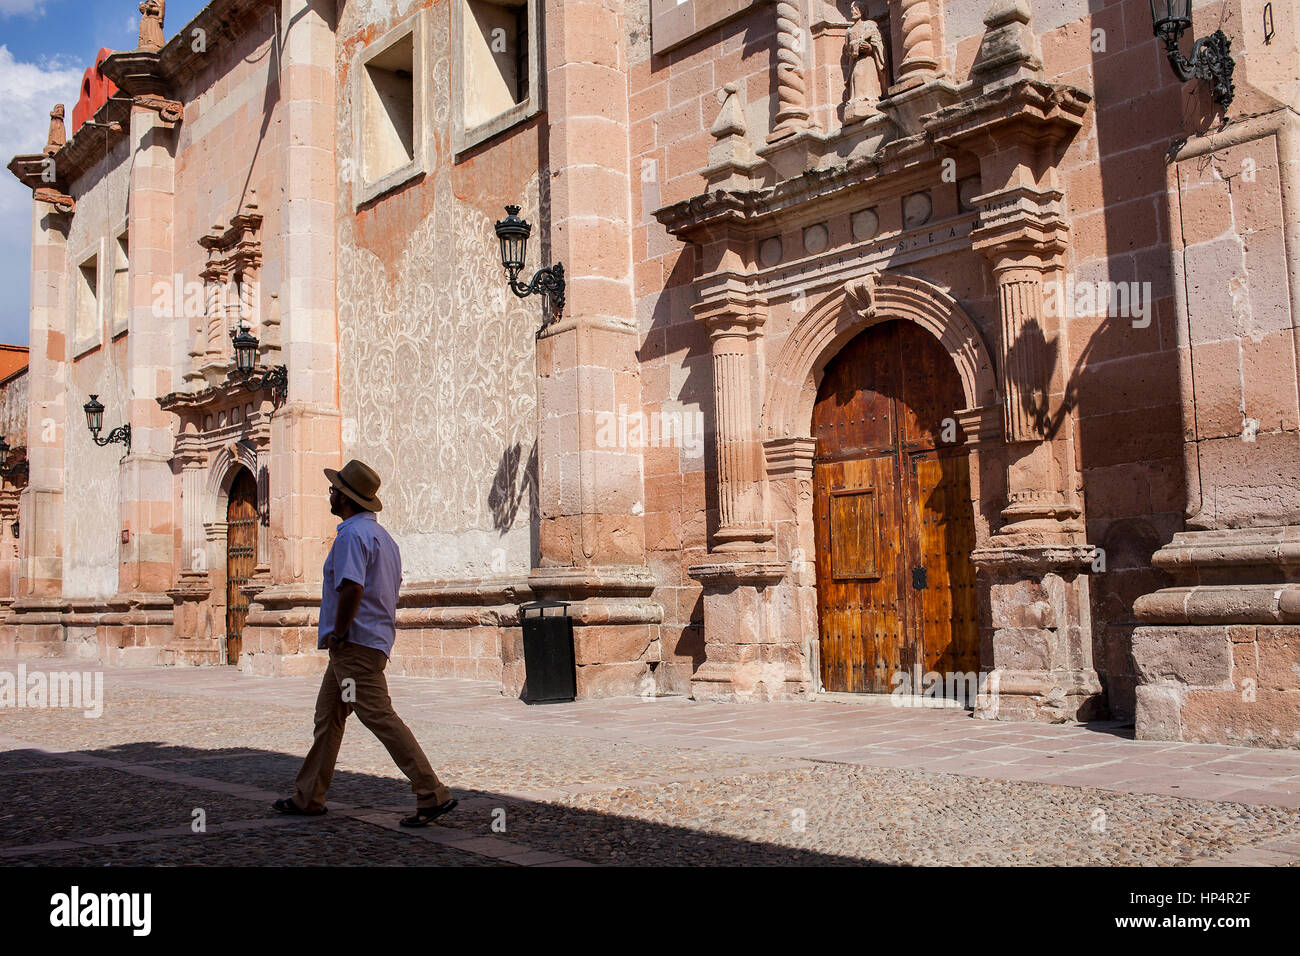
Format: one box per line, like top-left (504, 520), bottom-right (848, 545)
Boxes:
top-left (0, 359), bottom-right (29, 608)
top-left (4, 0), bottom-right (1298, 748)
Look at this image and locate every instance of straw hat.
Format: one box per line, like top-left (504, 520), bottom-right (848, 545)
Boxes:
top-left (324, 459), bottom-right (383, 512)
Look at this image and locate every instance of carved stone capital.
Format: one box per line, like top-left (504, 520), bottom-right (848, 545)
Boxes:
top-left (954, 403), bottom-right (1004, 446)
top-left (970, 185), bottom-right (1070, 268)
top-left (693, 289), bottom-right (766, 341)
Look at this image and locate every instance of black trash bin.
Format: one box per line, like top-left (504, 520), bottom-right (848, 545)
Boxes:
top-left (520, 601), bottom-right (576, 704)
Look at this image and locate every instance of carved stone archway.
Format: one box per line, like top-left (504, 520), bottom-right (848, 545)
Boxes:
top-left (159, 384), bottom-right (273, 667)
top-left (758, 271), bottom-right (1004, 700)
top-left (762, 271), bottom-right (1002, 445)
top-left (205, 441), bottom-right (268, 568)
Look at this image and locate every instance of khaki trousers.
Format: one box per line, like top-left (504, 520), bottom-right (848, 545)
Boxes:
top-left (292, 641), bottom-right (452, 812)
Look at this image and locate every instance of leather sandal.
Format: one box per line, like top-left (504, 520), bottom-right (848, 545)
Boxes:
top-left (273, 797), bottom-right (327, 816)
top-left (400, 798), bottom-right (458, 827)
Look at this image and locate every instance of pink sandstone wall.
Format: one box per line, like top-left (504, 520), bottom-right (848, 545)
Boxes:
top-left (627, 0), bottom-right (1286, 714)
top-left (333, 0), bottom-right (543, 681)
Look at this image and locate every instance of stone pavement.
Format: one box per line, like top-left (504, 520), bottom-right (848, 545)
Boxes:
top-left (2, 658), bottom-right (1300, 866)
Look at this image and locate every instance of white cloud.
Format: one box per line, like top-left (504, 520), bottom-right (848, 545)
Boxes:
top-left (0, 0), bottom-right (47, 18)
top-left (0, 44), bottom-right (85, 345)
top-left (0, 44), bottom-right (85, 203)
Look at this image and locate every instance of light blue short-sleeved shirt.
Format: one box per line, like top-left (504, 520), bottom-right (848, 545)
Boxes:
top-left (318, 511), bottom-right (402, 658)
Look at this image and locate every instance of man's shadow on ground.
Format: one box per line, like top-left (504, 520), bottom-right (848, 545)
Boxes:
top-left (0, 743), bottom-right (882, 867)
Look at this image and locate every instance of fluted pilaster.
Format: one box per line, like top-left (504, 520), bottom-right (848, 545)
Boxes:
top-left (996, 267), bottom-right (1047, 443)
top-left (699, 303), bottom-right (773, 551)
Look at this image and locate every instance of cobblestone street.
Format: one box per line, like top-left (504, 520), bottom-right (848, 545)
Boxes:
top-left (3, 659), bottom-right (1300, 867)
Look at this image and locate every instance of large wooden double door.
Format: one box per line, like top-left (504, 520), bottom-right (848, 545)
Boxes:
top-left (225, 468), bottom-right (257, 665)
top-left (812, 320), bottom-right (979, 696)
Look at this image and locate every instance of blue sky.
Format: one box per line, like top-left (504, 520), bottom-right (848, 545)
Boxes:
top-left (0, 0), bottom-right (209, 346)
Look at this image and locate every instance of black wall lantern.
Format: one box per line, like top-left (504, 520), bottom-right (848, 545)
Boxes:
top-left (0, 436), bottom-right (8, 469)
top-left (494, 205), bottom-right (565, 319)
top-left (1150, 0), bottom-right (1235, 107)
top-left (230, 324), bottom-right (288, 408)
top-left (83, 395), bottom-right (131, 457)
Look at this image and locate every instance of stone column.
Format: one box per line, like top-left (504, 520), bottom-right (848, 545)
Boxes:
top-left (698, 298), bottom-right (772, 551)
top-left (4, 199), bottom-right (70, 656)
top-left (687, 285), bottom-right (804, 702)
top-left (893, 0), bottom-right (940, 87)
top-left (875, 0), bottom-right (959, 136)
top-left (242, 0), bottom-right (340, 677)
top-left (768, 0), bottom-right (813, 142)
top-left (995, 265), bottom-right (1046, 443)
top-left (527, 0), bottom-right (658, 698)
top-left (984, 252), bottom-right (1079, 543)
top-left (176, 441), bottom-right (207, 583)
top-left (200, 264), bottom-right (227, 377)
top-left (93, 100), bottom-right (181, 661)
top-left (971, 216), bottom-right (1100, 722)
top-left (915, 62), bottom-right (1097, 720)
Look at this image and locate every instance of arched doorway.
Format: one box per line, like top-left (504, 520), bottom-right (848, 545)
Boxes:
top-left (812, 319), bottom-right (978, 697)
top-left (225, 467), bottom-right (257, 664)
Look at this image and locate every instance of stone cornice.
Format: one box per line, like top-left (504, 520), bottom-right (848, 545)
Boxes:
top-left (98, 50), bottom-right (170, 99)
top-left (655, 79), bottom-right (1089, 242)
top-left (199, 211), bottom-right (264, 254)
top-left (7, 95), bottom-right (130, 194)
top-left (101, 0), bottom-right (276, 96)
top-left (923, 79), bottom-right (1090, 152)
top-left (8, 0), bottom-right (275, 194)
top-left (398, 577), bottom-right (533, 609)
top-left (157, 372), bottom-right (278, 416)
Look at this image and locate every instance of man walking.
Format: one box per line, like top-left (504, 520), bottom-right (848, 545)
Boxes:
top-left (274, 459), bottom-right (457, 826)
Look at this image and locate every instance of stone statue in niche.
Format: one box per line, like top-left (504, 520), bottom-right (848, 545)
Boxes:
top-left (43, 105), bottom-right (66, 157)
top-left (844, 2), bottom-right (887, 123)
top-left (138, 0), bottom-right (165, 52)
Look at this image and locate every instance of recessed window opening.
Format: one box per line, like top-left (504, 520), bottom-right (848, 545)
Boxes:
top-left (464, 0), bottom-right (529, 129)
top-left (362, 33), bottom-right (416, 184)
top-left (76, 253), bottom-right (99, 344)
top-left (112, 230), bottom-right (129, 331)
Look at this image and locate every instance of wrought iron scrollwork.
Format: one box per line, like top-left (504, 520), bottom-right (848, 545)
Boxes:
top-left (1160, 28), bottom-right (1235, 107)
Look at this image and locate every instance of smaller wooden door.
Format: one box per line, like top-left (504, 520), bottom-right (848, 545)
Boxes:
top-left (225, 469), bottom-right (257, 664)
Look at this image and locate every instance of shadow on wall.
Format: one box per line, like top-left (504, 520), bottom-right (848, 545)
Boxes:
top-left (1072, 4), bottom-right (1224, 719)
top-left (487, 440), bottom-right (537, 539)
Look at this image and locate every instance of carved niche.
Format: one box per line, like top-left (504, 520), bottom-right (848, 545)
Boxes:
top-left (194, 194), bottom-right (268, 386)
